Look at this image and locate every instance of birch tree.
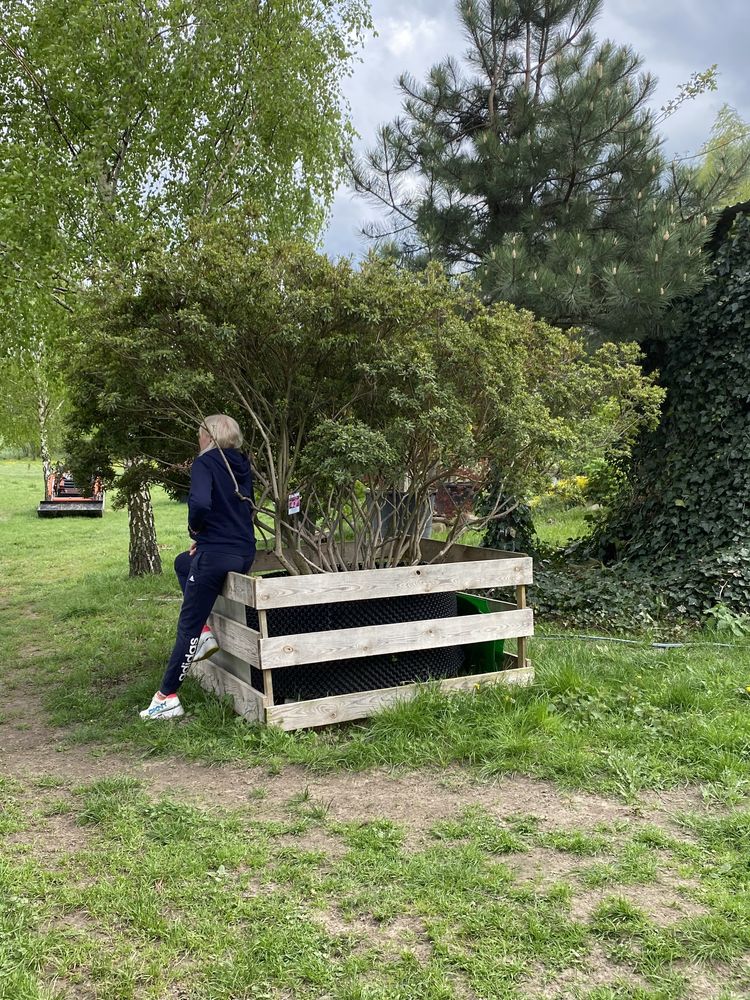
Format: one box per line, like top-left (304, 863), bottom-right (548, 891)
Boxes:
top-left (0, 0), bottom-right (371, 572)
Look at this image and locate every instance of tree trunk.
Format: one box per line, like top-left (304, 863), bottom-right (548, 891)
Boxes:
top-left (29, 341), bottom-right (54, 498)
top-left (38, 390), bottom-right (53, 498)
top-left (127, 482), bottom-right (162, 577)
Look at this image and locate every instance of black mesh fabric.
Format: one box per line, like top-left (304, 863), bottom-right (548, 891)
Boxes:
top-left (246, 588), bottom-right (465, 701)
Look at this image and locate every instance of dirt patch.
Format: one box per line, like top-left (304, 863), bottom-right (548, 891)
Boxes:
top-left (523, 943), bottom-right (650, 998)
top-left (675, 962), bottom-right (750, 999)
top-left (569, 879), bottom-right (707, 926)
top-left (6, 812), bottom-right (90, 858)
top-left (275, 826), bottom-right (348, 859)
top-left (508, 847), bottom-right (586, 886)
top-left (526, 956), bottom-right (750, 1000)
top-left (0, 687), bottom-right (71, 754)
top-left (41, 908), bottom-right (108, 939)
top-left (316, 907), bottom-right (432, 961)
top-left (0, 722), bottom-right (725, 852)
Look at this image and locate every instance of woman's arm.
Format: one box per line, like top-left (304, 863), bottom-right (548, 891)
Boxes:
top-left (187, 457), bottom-right (213, 537)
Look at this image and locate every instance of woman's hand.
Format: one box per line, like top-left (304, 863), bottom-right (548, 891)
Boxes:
top-left (189, 542), bottom-right (197, 557)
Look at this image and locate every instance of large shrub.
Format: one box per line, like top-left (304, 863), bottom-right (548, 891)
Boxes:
top-left (70, 227), bottom-right (662, 572)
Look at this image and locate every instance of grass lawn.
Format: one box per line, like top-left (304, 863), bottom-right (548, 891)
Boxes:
top-left (2, 459), bottom-right (750, 999)
top-left (533, 502), bottom-right (593, 549)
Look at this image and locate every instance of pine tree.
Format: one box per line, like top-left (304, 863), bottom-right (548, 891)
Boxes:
top-left (352, 0), bottom-right (741, 337)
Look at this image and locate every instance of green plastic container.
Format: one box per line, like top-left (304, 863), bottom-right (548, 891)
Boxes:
top-left (456, 592), bottom-right (505, 673)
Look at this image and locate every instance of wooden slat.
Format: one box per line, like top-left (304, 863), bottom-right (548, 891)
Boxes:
top-left (516, 584), bottom-right (528, 671)
top-left (420, 538), bottom-right (527, 563)
top-left (248, 542), bottom-right (359, 575)
top-left (458, 594), bottom-right (517, 613)
top-left (266, 665), bottom-right (535, 731)
top-left (213, 594), bottom-right (248, 623)
top-left (223, 541), bottom-right (530, 609)
top-left (249, 548), bottom-right (284, 573)
top-left (435, 665), bottom-right (534, 694)
top-left (207, 612), bottom-right (261, 667)
top-left (260, 608), bottom-right (533, 669)
top-left (205, 646), bottom-right (257, 688)
top-left (191, 659), bottom-right (264, 723)
top-left (222, 573), bottom-right (257, 606)
top-left (257, 609), bottom-right (274, 708)
top-left (251, 557), bottom-right (532, 610)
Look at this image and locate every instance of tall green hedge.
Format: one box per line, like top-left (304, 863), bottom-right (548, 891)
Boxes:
top-left (593, 210), bottom-right (750, 616)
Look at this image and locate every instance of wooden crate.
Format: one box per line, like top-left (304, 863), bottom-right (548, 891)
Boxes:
top-left (193, 539), bottom-right (534, 731)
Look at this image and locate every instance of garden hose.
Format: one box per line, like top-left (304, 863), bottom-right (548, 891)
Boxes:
top-left (533, 633), bottom-right (736, 649)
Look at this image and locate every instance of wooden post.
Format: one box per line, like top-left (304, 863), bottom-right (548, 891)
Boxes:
top-left (515, 584), bottom-right (527, 669)
top-left (258, 609), bottom-right (274, 707)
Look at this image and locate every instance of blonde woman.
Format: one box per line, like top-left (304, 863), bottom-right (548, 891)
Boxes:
top-left (140, 415), bottom-right (255, 720)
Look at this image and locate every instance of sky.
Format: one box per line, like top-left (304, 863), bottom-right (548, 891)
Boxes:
top-left (322, 0), bottom-right (750, 260)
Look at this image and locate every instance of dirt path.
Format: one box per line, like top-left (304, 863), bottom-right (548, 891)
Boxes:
top-left (3, 686), bottom-right (742, 1000)
top-left (0, 683), bottom-right (712, 846)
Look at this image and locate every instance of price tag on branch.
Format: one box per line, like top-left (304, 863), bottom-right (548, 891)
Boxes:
top-left (288, 492), bottom-right (301, 516)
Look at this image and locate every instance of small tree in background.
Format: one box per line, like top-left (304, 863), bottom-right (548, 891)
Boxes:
top-left (0, 297), bottom-right (68, 492)
top-left (71, 228), bottom-right (663, 574)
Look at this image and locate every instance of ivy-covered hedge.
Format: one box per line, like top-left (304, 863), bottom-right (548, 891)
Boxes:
top-left (584, 209), bottom-right (750, 619)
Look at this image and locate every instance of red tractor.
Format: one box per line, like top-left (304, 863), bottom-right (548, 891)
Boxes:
top-left (37, 469), bottom-right (105, 518)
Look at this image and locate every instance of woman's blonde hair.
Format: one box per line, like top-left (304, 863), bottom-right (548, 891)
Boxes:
top-left (200, 414), bottom-right (243, 450)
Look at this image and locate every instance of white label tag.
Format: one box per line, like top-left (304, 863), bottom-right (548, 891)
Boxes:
top-left (288, 492), bottom-right (301, 515)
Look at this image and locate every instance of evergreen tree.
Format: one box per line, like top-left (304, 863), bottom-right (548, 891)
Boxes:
top-left (696, 106), bottom-right (750, 203)
top-left (352, 0), bottom-right (741, 337)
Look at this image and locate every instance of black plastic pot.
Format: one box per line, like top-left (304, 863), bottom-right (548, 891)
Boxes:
top-left (366, 489), bottom-right (435, 541)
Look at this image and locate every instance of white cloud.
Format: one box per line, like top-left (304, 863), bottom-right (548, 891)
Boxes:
top-left (381, 16), bottom-right (440, 57)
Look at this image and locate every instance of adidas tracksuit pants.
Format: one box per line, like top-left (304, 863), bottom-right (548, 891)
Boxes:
top-left (160, 548), bottom-right (254, 695)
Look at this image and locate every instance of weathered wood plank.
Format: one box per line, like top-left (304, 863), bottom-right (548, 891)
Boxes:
top-left (516, 584), bottom-right (528, 670)
top-left (250, 557), bottom-right (532, 610)
top-left (206, 612), bottom-right (261, 667)
top-left (260, 608), bottom-right (533, 669)
top-left (222, 572), bottom-right (257, 606)
top-left (203, 646), bottom-right (256, 688)
top-left (249, 542), bottom-right (359, 575)
top-left (257, 609), bottom-right (274, 708)
top-left (250, 548), bottom-right (283, 573)
top-left (458, 594), bottom-right (517, 613)
top-left (223, 541), bottom-right (530, 607)
top-left (420, 538), bottom-right (527, 563)
top-left (266, 665), bottom-right (535, 731)
top-left (434, 665), bottom-right (534, 694)
top-left (213, 594), bottom-right (248, 623)
top-left (191, 659), bottom-right (264, 723)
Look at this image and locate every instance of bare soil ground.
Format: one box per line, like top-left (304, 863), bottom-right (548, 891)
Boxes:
top-left (2, 682), bottom-right (735, 999)
top-left (0, 682), bottom-right (712, 844)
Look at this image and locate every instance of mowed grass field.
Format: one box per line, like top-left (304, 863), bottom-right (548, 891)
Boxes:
top-left (2, 459), bottom-right (750, 1000)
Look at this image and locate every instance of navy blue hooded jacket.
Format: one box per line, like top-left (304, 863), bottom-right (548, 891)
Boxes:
top-left (187, 447), bottom-right (256, 556)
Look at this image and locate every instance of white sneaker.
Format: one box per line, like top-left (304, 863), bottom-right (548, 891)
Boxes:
top-left (194, 630), bottom-right (219, 662)
top-left (139, 693), bottom-right (185, 721)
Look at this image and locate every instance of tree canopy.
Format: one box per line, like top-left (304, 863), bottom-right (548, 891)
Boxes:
top-left (0, 0), bottom-right (372, 568)
top-left (68, 226), bottom-right (663, 572)
top-left (0, 0), bottom-right (372, 290)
